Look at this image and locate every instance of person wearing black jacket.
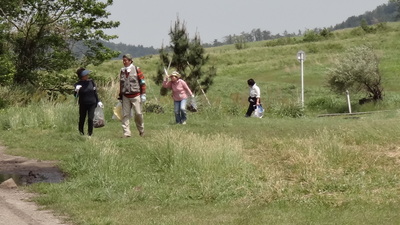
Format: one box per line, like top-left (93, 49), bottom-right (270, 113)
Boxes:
top-left (74, 68), bottom-right (103, 136)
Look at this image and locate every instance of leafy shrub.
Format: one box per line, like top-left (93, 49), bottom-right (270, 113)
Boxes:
top-left (320, 28), bottom-right (333, 38)
top-left (326, 45), bottom-right (383, 101)
top-left (303, 30), bottom-right (322, 42)
top-left (234, 36), bottom-right (246, 50)
top-left (0, 55), bottom-right (15, 85)
top-left (361, 19), bottom-right (376, 33)
top-left (350, 27), bottom-right (366, 36)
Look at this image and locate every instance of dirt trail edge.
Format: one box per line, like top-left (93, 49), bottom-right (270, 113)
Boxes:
top-left (0, 145), bottom-right (71, 225)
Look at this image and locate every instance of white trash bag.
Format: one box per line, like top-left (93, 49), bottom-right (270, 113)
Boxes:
top-left (112, 102), bottom-right (123, 120)
top-left (253, 105), bottom-right (264, 118)
top-left (187, 96), bottom-right (198, 112)
top-left (112, 101), bottom-right (134, 120)
top-left (94, 107), bottom-right (106, 128)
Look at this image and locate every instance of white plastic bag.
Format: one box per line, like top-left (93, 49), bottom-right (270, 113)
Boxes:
top-left (253, 105), bottom-right (264, 118)
top-left (112, 101), bottom-right (133, 120)
top-left (112, 102), bottom-right (123, 120)
top-left (94, 107), bottom-right (106, 128)
top-left (187, 96), bottom-right (198, 112)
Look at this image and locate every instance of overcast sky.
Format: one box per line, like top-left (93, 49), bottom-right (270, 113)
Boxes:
top-left (105, 0), bottom-right (389, 47)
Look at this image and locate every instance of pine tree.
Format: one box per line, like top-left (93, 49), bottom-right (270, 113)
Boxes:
top-left (153, 17), bottom-right (216, 96)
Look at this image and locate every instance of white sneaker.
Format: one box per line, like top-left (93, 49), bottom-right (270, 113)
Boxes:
top-left (182, 121), bottom-right (186, 125)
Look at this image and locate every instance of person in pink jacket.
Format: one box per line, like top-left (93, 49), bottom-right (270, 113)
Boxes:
top-left (162, 71), bottom-right (194, 124)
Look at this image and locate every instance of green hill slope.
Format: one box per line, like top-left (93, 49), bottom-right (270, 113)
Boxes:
top-left (96, 22), bottom-right (400, 116)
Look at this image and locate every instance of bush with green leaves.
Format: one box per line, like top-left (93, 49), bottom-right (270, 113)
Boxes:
top-left (361, 19), bottom-right (376, 33)
top-left (326, 45), bottom-right (383, 102)
top-left (303, 30), bottom-right (322, 42)
top-left (0, 0), bottom-right (120, 87)
top-left (234, 35), bottom-right (247, 50)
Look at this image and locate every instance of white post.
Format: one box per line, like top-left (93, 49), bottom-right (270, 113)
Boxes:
top-left (300, 57), bottom-right (304, 108)
top-left (346, 90), bottom-right (352, 114)
top-left (297, 51), bottom-right (306, 108)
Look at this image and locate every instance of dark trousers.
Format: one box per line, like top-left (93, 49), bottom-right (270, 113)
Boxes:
top-left (79, 103), bottom-right (96, 135)
top-left (245, 97), bottom-right (258, 117)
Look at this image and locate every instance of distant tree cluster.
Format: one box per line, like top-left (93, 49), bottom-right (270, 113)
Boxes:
top-left (103, 42), bottom-right (158, 58)
top-left (333, 2), bottom-right (398, 30)
top-left (202, 29), bottom-right (298, 48)
top-left (202, 2), bottom-right (399, 48)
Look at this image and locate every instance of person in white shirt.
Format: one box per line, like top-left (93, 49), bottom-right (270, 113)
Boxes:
top-left (245, 78), bottom-right (261, 117)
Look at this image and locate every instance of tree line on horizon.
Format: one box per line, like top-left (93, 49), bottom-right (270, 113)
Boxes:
top-left (198, 1), bottom-right (399, 48)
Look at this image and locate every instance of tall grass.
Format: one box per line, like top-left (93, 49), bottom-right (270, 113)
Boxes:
top-left (2, 100), bottom-right (400, 224)
top-left (0, 100), bottom-right (76, 131)
top-left (60, 129), bottom-right (258, 203)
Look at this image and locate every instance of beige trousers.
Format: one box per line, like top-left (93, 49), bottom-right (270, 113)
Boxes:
top-left (121, 95), bottom-right (144, 137)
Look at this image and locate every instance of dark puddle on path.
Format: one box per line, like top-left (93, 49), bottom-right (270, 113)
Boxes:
top-left (0, 171), bottom-right (65, 186)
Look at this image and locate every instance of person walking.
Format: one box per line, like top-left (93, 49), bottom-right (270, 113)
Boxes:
top-left (162, 71), bottom-right (194, 124)
top-left (118, 54), bottom-right (146, 137)
top-left (245, 78), bottom-right (261, 117)
top-left (74, 67), bottom-right (103, 136)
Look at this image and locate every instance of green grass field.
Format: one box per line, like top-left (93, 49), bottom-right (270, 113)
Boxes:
top-left (1, 22), bottom-right (400, 224)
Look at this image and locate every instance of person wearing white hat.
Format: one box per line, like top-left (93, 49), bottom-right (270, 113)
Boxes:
top-left (162, 71), bottom-right (194, 124)
top-left (74, 67), bottom-right (103, 136)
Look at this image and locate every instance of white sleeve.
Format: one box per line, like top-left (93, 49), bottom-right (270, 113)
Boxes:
top-left (255, 86), bottom-right (261, 98)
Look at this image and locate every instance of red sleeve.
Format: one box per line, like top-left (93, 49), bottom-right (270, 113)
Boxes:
top-left (137, 67), bottom-right (146, 94)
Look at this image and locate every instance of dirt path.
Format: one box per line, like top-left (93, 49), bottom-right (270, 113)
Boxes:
top-left (0, 145), bottom-right (70, 225)
top-left (0, 188), bottom-right (69, 225)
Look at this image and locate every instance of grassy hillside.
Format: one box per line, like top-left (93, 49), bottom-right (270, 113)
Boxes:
top-left (80, 21), bottom-right (400, 118)
top-left (1, 22), bottom-right (400, 224)
top-left (202, 22), bottom-right (400, 115)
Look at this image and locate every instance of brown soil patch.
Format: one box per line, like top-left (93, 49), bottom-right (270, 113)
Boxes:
top-left (0, 145), bottom-right (69, 225)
